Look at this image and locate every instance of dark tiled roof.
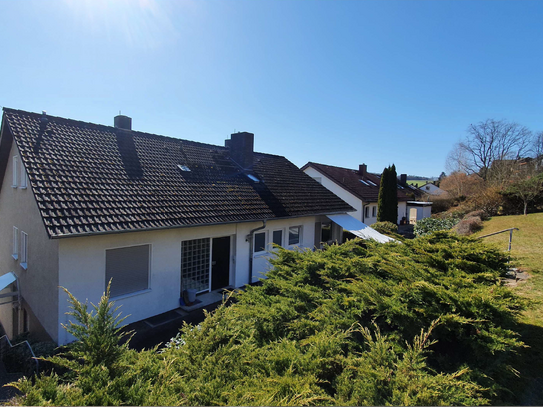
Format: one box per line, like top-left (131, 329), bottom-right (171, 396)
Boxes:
top-left (2, 108), bottom-right (353, 238)
top-left (302, 162), bottom-right (410, 203)
top-left (399, 181), bottom-right (424, 198)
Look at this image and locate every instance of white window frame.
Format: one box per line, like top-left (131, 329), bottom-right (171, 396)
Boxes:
top-left (20, 160), bottom-right (27, 189)
top-left (12, 156), bottom-right (18, 188)
top-left (365, 206), bottom-right (370, 219)
top-left (20, 231), bottom-right (28, 270)
top-left (271, 229), bottom-right (284, 248)
top-left (288, 225), bottom-right (302, 246)
top-left (253, 231), bottom-right (268, 255)
top-left (12, 226), bottom-right (18, 260)
top-left (320, 222), bottom-right (333, 244)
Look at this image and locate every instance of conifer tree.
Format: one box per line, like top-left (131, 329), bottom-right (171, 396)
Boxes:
top-left (377, 165), bottom-right (398, 224)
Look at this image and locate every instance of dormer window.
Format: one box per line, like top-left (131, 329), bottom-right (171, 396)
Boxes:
top-left (177, 164), bottom-right (191, 172)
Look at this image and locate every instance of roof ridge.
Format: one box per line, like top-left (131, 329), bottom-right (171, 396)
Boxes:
top-left (3, 107), bottom-right (248, 153)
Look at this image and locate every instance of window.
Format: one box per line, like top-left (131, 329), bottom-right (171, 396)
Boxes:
top-left (321, 222), bottom-right (331, 242)
top-left (20, 161), bottom-right (27, 189)
top-left (254, 232), bottom-right (266, 253)
top-left (106, 244), bottom-right (150, 297)
top-left (272, 230), bottom-right (283, 247)
top-left (20, 231), bottom-right (28, 269)
top-left (365, 206), bottom-right (370, 218)
top-left (12, 227), bottom-right (18, 260)
top-left (372, 206), bottom-right (377, 217)
top-left (288, 226), bottom-right (301, 245)
top-left (12, 156), bottom-right (18, 188)
top-left (181, 238), bottom-right (210, 292)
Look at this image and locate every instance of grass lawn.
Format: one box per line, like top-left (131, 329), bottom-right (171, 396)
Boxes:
top-left (406, 179), bottom-right (433, 187)
top-left (474, 213), bottom-right (543, 405)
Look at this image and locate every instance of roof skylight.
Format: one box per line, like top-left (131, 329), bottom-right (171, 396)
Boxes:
top-left (367, 180), bottom-right (377, 186)
top-left (246, 174), bottom-right (260, 183)
top-left (359, 180), bottom-right (369, 186)
top-left (177, 164), bottom-right (191, 172)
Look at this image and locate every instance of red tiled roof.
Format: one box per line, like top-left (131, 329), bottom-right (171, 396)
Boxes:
top-left (302, 162), bottom-right (410, 203)
top-left (2, 108), bottom-right (353, 238)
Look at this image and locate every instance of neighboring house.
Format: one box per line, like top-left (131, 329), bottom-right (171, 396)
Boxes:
top-left (419, 182), bottom-right (448, 197)
top-left (0, 108), bottom-right (360, 345)
top-left (398, 174), bottom-right (425, 200)
top-left (301, 162), bottom-right (422, 226)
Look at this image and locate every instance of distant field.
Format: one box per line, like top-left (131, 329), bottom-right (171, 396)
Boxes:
top-left (406, 179), bottom-right (432, 187)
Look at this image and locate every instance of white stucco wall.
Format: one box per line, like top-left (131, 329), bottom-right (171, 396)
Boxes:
top-left (0, 142), bottom-right (59, 341)
top-left (407, 204), bottom-right (432, 223)
top-left (303, 167), bottom-right (407, 226)
top-left (303, 167), bottom-right (363, 221)
top-left (57, 216), bottom-right (318, 344)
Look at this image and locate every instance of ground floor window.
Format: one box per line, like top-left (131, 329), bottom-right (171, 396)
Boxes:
top-left (181, 238), bottom-right (210, 293)
top-left (254, 232), bottom-right (266, 253)
top-left (321, 222), bottom-right (332, 242)
top-left (272, 230), bottom-right (283, 247)
top-left (106, 244), bottom-right (150, 297)
top-left (289, 226), bottom-right (301, 245)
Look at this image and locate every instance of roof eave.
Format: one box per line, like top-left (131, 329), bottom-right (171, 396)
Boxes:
top-left (49, 209), bottom-right (354, 239)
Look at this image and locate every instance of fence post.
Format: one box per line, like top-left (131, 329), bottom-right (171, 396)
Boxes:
top-left (509, 229), bottom-right (513, 252)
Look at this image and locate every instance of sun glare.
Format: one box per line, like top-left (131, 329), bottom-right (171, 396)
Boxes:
top-left (62, 0), bottom-right (179, 48)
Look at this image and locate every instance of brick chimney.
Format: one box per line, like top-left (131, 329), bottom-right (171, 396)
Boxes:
top-left (359, 164), bottom-right (367, 176)
top-left (400, 174), bottom-right (407, 184)
top-left (225, 132), bottom-right (254, 169)
top-left (114, 114), bottom-right (132, 130)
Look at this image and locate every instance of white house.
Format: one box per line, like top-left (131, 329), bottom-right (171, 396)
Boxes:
top-left (419, 182), bottom-right (448, 197)
top-left (0, 108), bottom-right (365, 345)
top-left (301, 162), bottom-right (418, 226)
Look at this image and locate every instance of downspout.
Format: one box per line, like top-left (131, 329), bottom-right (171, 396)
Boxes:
top-left (246, 220), bottom-right (267, 285)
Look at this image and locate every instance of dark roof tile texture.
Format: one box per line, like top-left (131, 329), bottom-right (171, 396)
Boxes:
top-left (3, 108), bottom-right (352, 238)
top-left (305, 162), bottom-right (410, 203)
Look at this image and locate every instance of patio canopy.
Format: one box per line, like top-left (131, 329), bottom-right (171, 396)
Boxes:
top-left (327, 214), bottom-right (395, 243)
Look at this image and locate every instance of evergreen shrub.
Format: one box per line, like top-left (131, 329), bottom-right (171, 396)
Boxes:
top-left (11, 234), bottom-right (526, 406)
top-left (414, 216), bottom-right (459, 236)
top-left (371, 221), bottom-right (398, 235)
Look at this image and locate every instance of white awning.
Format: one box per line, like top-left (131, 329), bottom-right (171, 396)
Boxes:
top-left (0, 272), bottom-right (16, 292)
top-left (327, 214), bottom-right (396, 243)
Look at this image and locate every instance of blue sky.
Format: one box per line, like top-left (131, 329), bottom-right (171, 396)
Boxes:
top-left (1, 0), bottom-right (542, 177)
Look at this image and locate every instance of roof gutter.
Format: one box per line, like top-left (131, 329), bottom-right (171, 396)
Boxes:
top-left (48, 210), bottom-right (351, 239)
top-left (246, 220), bottom-right (267, 286)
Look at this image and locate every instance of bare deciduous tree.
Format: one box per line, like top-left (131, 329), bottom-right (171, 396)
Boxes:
top-left (440, 172), bottom-right (484, 199)
top-left (457, 119), bottom-right (533, 181)
top-left (445, 142), bottom-right (469, 174)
